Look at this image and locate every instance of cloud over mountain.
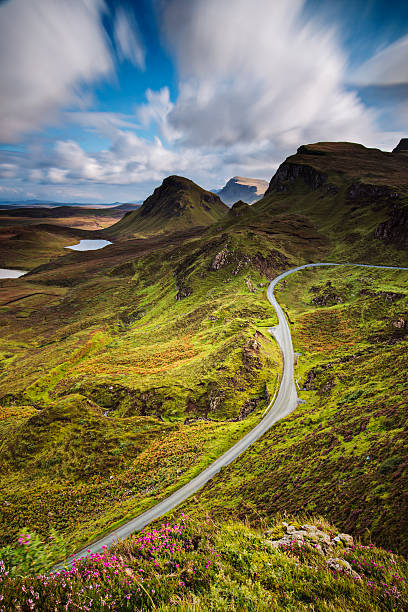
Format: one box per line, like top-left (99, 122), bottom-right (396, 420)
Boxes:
top-left (0, 0), bottom-right (406, 202)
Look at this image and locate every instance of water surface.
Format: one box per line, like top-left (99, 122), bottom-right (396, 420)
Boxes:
top-left (65, 239), bottom-right (112, 251)
top-left (0, 269), bottom-right (27, 279)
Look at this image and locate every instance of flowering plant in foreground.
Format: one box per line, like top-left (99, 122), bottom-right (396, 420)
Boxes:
top-left (0, 515), bottom-right (407, 611)
top-left (0, 515), bottom-right (216, 611)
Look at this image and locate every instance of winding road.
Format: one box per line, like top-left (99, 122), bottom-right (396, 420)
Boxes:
top-left (56, 261), bottom-right (408, 567)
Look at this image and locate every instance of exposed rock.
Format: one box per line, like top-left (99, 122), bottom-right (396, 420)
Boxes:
top-left (311, 281), bottom-right (344, 306)
top-left (266, 161), bottom-right (327, 194)
top-left (327, 557), bottom-right (359, 578)
top-left (176, 282), bottom-right (192, 300)
top-left (245, 277), bottom-right (256, 293)
top-left (336, 533), bottom-right (354, 547)
top-left (239, 397), bottom-right (262, 420)
top-left (211, 246), bottom-right (231, 270)
top-left (376, 206), bottom-right (408, 250)
top-left (346, 182), bottom-right (399, 206)
top-left (303, 370), bottom-right (316, 390)
top-left (392, 318), bottom-right (406, 329)
top-left (265, 523), bottom-right (358, 578)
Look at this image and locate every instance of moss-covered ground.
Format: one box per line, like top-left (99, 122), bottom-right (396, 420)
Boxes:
top-left (181, 265), bottom-right (408, 556)
top-left (1, 223), bottom-right (324, 553)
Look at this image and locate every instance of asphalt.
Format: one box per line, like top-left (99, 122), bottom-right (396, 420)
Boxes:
top-left (54, 261), bottom-right (408, 569)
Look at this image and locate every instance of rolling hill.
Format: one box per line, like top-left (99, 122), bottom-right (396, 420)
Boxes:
top-left (1, 141), bottom-right (408, 609)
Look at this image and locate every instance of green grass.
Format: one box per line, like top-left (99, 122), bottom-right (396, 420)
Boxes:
top-left (180, 266), bottom-right (408, 556)
top-left (0, 226), bottom-right (296, 552)
top-left (1, 513), bottom-right (407, 610)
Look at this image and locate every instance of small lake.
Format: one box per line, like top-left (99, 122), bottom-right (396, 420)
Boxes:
top-left (0, 269), bottom-right (28, 279)
top-left (65, 239), bottom-right (112, 251)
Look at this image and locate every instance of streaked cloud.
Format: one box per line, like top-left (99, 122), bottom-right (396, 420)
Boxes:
top-left (161, 0), bottom-right (378, 152)
top-left (351, 34), bottom-right (408, 86)
top-left (114, 6), bottom-right (146, 69)
top-left (0, 0), bottom-right (113, 143)
top-left (0, 0), bottom-right (406, 202)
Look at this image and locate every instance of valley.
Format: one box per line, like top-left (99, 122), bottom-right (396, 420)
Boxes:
top-left (1, 141), bottom-right (408, 610)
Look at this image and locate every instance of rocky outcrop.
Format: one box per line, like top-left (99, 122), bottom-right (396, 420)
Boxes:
top-left (211, 246), bottom-right (231, 270)
top-left (310, 281), bottom-right (344, 307)
top-left (392, 138), bottom-right (408, 153)
top-left (265, 522), bottom-right (360, 579)
top-left (375, 206), bottom-right (408, 250)
top-left (176, 281), bottom-right (192, 300)
top-left (266, 161), bottom-right (328, 194)
top-left (346, 182), bottom-right (400, 206)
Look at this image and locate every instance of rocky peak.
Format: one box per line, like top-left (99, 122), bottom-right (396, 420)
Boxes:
top-left (216, 176), bottom-right (268, 206)
top-left (392, 138), bottom-right (408, 153)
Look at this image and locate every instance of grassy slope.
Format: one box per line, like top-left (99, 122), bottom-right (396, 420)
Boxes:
top-left (180, 265), bottom-right (408, 555)
top-left (0, 218), bottom-right (328, 552)
top-left (1, 141), bottom-right (407, 596)
top-left (0, 224), bottom-right (96, 270)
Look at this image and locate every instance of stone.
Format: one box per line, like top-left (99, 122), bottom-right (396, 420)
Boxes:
top-left (327, 557), bottom-right (360, 579)
top-left (337, 533), bottom-right (354, 547)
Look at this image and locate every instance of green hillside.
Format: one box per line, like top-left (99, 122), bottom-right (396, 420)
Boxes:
top-left (253, 142), bottom-right (408, 263)
top-left (181, 264), bottom-right (408, 555)
top-left (104, 176), bottom-right (228, 239)
top-left (0, 215), bottom-right (328, 552)
top-left (0, 142), bottom-right (407, 609)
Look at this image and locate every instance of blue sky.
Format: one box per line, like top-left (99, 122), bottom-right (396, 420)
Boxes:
top-left (0, 0), bottom-right (408, 203)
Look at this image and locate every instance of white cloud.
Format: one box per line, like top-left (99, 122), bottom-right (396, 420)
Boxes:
top-left (159, 0), bottom-right (378, 155)
top-left (351, 35), bottom-right (408, 86)
top-left (64, 111), bottom-right (140, 136)
top-left (114, 7), bottom-right (146, 69)
top-left (0, 0), bottom-right (405, 202)
top-left (137, 87), bottom-right (180, 142)
top-left (0, 164), bottom-right (18, 179)
top-left (0, 0), bottom-right (113, 142)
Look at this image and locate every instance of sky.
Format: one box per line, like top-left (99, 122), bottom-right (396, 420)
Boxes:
top-left (1, 0), bottom-right (408, 203)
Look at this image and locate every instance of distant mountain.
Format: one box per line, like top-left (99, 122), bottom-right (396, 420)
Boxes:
top-left (105, 175), bottom-right (228, 239)
top-left (0, 200), bottom-right (141, 209)
top-left (112, 203), bottom-right (142, 211)
top-left (215, 176), bottom-right (268, 206)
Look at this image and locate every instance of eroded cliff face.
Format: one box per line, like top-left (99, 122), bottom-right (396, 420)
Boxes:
top-left (376, 206), bottom-right (408, 250)
top-left (265, 161), bottom-right (328, 193)
top-left (346, 183), bottom-right (400, 206)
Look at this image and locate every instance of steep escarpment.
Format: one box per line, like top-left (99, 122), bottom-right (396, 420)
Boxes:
top-left (256, 141), bottom-right (408, 261)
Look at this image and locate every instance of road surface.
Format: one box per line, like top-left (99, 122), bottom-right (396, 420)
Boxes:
top-left (55, 261), bottom-right (408, 568)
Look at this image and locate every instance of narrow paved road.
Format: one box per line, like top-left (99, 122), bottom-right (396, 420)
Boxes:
top-left (56, 261), bottom-right (408, 567)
